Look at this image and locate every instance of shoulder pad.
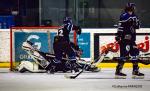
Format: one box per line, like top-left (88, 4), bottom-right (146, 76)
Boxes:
top-left (120, 12), bottom-right (130, 21)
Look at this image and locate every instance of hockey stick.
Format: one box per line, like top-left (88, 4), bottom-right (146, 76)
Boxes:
top-left (65, 47), bottom-right (150, 79)
top-left (64, 63), bottom-right (87, 79)
top-left (64, 51), bottom-right (107, 79)
top-left (113, 52), bottom-right (150, 65)
top-left (64, 68), bottom-right (84, 79)
top-left (113, 52), bottom-right (150, 60)
top-left (140, 52), bottom-right (150, 56)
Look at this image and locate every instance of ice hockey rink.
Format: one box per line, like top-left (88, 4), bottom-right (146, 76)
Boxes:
top-left (0, 68), bottom-right (150, 91)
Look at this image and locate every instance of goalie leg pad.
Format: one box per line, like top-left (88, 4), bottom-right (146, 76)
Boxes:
top-left (17, 61), bottom-right (39, 72)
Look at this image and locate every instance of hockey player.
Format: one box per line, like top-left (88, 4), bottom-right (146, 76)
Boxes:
top-left (115, 3), bottom-right (144, 78)
top-left (52, 17), bottom-right (82, 74)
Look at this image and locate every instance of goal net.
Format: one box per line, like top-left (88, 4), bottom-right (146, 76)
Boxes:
top-left (10, 26), bottom-right (77, 71)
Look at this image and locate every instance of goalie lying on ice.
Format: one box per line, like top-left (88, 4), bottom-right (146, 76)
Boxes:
top-left (16, 41), bottom-right (100, 73)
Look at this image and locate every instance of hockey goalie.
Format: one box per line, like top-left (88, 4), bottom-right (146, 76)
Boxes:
top-left (17, 41), bottom-right (50, 73)
top-left (17, 40), bottom-right (100, 73)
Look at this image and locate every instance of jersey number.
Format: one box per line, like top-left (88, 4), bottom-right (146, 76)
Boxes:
top-left (58, 29), bottom-right (63, 36)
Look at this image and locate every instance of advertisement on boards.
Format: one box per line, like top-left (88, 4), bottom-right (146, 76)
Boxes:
top-left (94, 33), bottom-right (150, 63)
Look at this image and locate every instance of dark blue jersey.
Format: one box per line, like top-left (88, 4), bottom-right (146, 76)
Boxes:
top-left (116, 12), bottom-right (140, 42)
top-left (57, 22), bottom-right (80, 42)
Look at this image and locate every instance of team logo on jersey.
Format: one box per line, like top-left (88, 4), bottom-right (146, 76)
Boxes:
top-left (126, 45), bottom-right (130, 51)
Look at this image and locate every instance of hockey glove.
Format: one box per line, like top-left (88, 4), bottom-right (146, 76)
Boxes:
top-left (77, 26), bottom-right (82, 35)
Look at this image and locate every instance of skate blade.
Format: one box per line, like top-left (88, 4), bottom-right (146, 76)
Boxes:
top-left (132, 75), bottom-right (144, 79)
top-left (115, 75), bottom-right (126, 79)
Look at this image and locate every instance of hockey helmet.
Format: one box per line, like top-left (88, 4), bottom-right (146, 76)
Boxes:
top-left (125, 2), bottom-right (136, 12)
top-left (63, 17), bottom-right (72, 24)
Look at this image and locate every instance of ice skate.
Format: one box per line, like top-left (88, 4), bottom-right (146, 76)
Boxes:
top-left (115, 72), bottom-right (127, 79)
top-left (115, 63), bottom-right (126, 79)
top-left (132, 65), bottom-right (145, 79)
top-left (47, 65), bottom-right (56, 74)
top-left (132, 71), bottom-right (144, 79)
top-left (85, 65), bottom-right (100, 72)
top-left (89, 66), bottom-right (100, 72)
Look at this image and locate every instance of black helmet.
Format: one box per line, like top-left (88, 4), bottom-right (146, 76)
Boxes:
top-left (125, 2), bottom-right (136, 12)
top-left (63, 17), bottom-right (72, 24)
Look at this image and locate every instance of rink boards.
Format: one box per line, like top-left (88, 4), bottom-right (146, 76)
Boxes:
top-left (0, 28), bottom-right (150, 68)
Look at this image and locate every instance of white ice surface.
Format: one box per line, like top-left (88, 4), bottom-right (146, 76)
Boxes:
top-left (0, 68), bottom-right (150, 91)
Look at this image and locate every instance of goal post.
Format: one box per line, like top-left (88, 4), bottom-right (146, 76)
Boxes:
top-left (9, 26), bottom-right (77, 71)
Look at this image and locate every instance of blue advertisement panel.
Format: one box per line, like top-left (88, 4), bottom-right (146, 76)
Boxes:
top-left (15, 32), bottom-right (49, 62)
top-left (14, 32), bottom-right (90, 62)
top-left (77, 33), bottom-right (90, 58)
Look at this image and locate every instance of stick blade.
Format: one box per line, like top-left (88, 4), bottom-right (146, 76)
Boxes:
top-left (64, 70), bottom-right (83, 79)
top-left (64, 74), bottom-right (76, 79)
